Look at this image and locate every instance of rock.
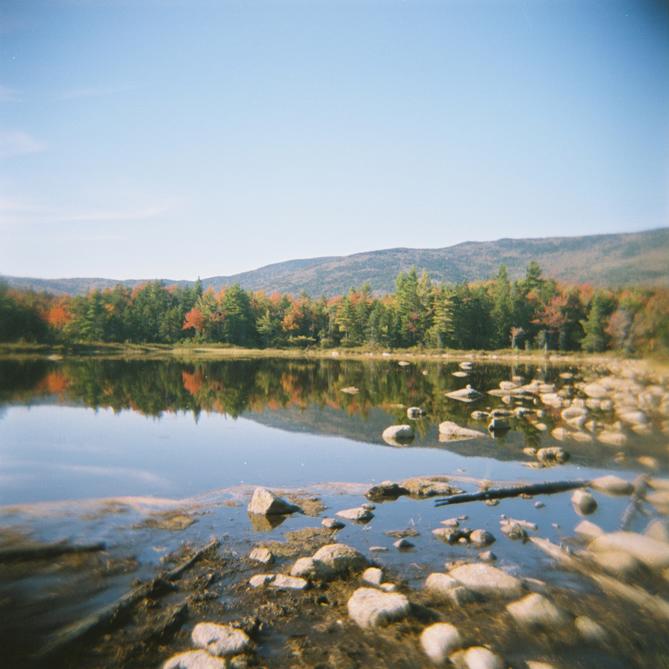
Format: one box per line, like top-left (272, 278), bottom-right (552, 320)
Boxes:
top-left (361, 566), bottom-right (383, 586)
top-left (459, 361), bottom-right (473, 369)
top-left (572, 490), bottom-right (597, 515)
top-left (394, 538), bottom-right (414, 550)
top-left (453, 646), bottom-right (505, 669)
top-left (380, 582), bottom-right (397, 592)
top-left (270, 574), bottom-right (308, 590)
top-left (470, 529), bottom-right (495, 547)
top-left (346, 587), bottom-right (410, 629)
top-left (487, 418), bottom-right (509, 433)
top-left (448, 563), bottom-right (523, 598)
top-left (336, 507), bottom-right (374, 522)
top-left (446, 385), bottom-right (483, 403)
top-left (433, 527), bottom-right (469, 544)
top-left (453, 371), bottom-right (469, 378)
top-left (575, 615), bottom-right (608, 643)
top-left (366, 481), bottom-right (409, 501)
top-left (192, 622), bottom-right (251, 657)
top-left (398, 360), bottom-right (411, 367)
top-left (526, 662), bottom-right (557, 669)
top-left (471, 411), bottom-right (489, 420)
top-left (249, 574), bottom-right (274, 588)
top-left (588, 531), bottom-right (669, 569)
top-left (534, 501), bottom-right (545, 509)
top-left (480, 550), bottom-right (497, 562)
top-left (500, 522), bottom-right (527, 541)
top-left (597, 430), bottom-right (627, 447)
top-left (506, 593), bottom-right (568, 628)
top-left (536, 447), bottom-right (569, 465)
top-left (402, 476), bottom-right (462, 497)
top-left (340, 386), bottom-right (359, 394)
top-left (590, 475), bottom-right (633, 495)
top-left (321, 517), bottom-right (345, 530)
top-left (312, 543), bottom-right (368, 575)
top-left (290, 557), bottom-right (328, 579)
top-left (645, 519), bottom-right (669, 544)
top-left (163, 650), bottom-right (226, 669)
top-left (247, 487), bottom-right (300, 516)
top-left (382, 424), bottom-right (414, 445)
top-left (425, 572), bottom-right (460, 597)
top-left (441, 517), bottom-right (460, 527)
top-left (619, 410), bottom-right (649, 426)
top-left (420, 623), bottom-right (462, 664)
top-left (369, 546), bottom-right (388, 553)
top-left (407, 406), bottom-right (425, 419)
top-left (561, 406), bottom-right (587, 428)
top-left (591, 550), bottom-right (641, 577)
top-left (583, 383), bottom-right (608, 399)
top-left (248, 547), bottom-right (274, 564)
top-left (647, 490), bottom-right (669, 513)
top-left (574, 520), bottom-right (604, 541)
top-left (438, 421), bottom-right (486, 441)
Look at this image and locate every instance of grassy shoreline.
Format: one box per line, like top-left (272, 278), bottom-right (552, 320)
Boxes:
top-left (1, 340), bottom-right (667, 371)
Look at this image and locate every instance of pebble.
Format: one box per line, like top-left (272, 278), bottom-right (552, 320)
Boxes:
top-left (393, 538), bottom-right (415, 550)
top-left (321, 517), bottom-right (345, 530)
top-left (420, 623), bottom-right (462, 664)
top-left (346, 587), bottom-right (410, 628)
top-left (191, 622), bottom-right (251, 657)
top-left (534, 501), bottom-right (545, 508)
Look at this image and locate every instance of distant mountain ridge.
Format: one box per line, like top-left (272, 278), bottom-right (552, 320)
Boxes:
top-left (3, 228), bottom-right (668, 297)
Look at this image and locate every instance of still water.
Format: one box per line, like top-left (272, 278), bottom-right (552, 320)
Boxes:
top-left (1, 357), bottom-right (666, 505)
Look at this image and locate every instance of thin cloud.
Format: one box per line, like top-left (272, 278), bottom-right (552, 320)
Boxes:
top-left (59, 84), bottom-right (136, 100)
top-left (0, 130), bottom-right (46, 158)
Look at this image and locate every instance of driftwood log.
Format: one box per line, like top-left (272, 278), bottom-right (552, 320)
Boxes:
top-left (434, 479), bottom-right (590, 506)
top-left (0, 541), bottom-right (106, 563)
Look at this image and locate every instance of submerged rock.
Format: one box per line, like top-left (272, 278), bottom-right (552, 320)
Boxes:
top-left (191, 622), bottom-right (251, 657)
top-left (438, 421), bottom-right (486, 441)
top-left (163, 650), bottom-right (226, 669)
top-left (247, 488), bottom-right (301, 516)
top-left (420, 623), bottom-right (462, 664)
top-left (347, 587), bottom-right (410, 628)
top-left (506, 593), bottom-right (569, 628)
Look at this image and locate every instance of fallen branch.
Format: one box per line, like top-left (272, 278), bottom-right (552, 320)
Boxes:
top-left (37, 538), bottom-right (219, 658)
top-left (530, 537), bottom-right (669, 621)
top-left (0, 541), bottom-right (106, 563)
top-left (434, 480), bottom-right (590, 506)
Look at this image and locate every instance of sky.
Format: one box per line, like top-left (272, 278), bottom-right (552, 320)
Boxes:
top-left (1, 0), bottom-right (668, 280)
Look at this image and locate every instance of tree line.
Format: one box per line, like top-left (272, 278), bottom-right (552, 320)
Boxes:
top-left (1, 262), bottom-right (667, 355)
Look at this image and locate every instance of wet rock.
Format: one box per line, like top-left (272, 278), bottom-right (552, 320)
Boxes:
top-left (574, 520), bottom-right (604, 541)
top-left (346, 587), bottom-right (410, 628)
top-left (506, 593), bottom-right (569, 628)
top-left (249, 574), bottom-right (274, 588)
top-left (446, 385), bottom-right (483, 402)
top-left (448, 563), bottom-right (523, 598)
top-left (163, 650), bottom-right (226, 669)
top-left (645, 519), bottom-right (669, 544)
top-left (247, 488), bottom-right (301, 516)
top-left (365, 481), bottom-right (409, 501)
top-left (590, 475), bottom-right (633, 496)
top-left (470, 529), bottom-right (495, 547)
top-left (270, 574), bottom-right (308, 590)
top-left (382, 424), bottom-right (414, 445)
top-left (248, 547), bottom-right (274, 564)
top-left (572, 490), bottom-right (598, 515)
top-left (336, 507), bottom-right (374, 522)
top-left (407, 406), bottom-right (426, 419)
top-left (588, 531), bottom-right (669, 569)
top-left (312, 543), bottom-right (368, 575)
top-left (192, 622), bottom-right (251, 657)
top-left (536, 447), bottom-right (569, 465)
top-left (394, 538), bottom-right (414, 550)
top-left (321, 517), bottom-right (345, 530)
top-left (425, 572), bottom-right (459, 596)
top-left (420, 622), bottom-right (462, 664)
top-left (361, 566), bottom-right (383, 586)
top-left (438, 421), bottom-right (486, 441)
top-left (402, 476), bottom-right (462, 498)
top-left (575, 615), bottom-right (608, 643)
top-left (451, 646), bottom-right (505, 669)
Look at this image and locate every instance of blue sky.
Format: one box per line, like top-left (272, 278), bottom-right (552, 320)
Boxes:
top-left (1, 0), bottom-right (668, 280)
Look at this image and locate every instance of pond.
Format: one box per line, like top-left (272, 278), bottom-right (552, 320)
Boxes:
top-left (1, 356), bottom-right (668, 668)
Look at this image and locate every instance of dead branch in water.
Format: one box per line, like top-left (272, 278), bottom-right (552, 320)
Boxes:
top-left (37, 538), bottom-right (220, 659)
top-left (434, 479), bottom-right (590, 506)
top-left (0, 541), bottom-right (106, 563)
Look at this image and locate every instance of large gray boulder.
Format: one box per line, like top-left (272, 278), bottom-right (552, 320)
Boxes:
top-left (347, 587), bottom-right (410, 628)
top-left (247, 487), bottom-right (300, 516)
top-left (191, 622), bottom-right (251, 657)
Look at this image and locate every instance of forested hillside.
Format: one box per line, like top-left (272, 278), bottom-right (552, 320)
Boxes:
top-left (2, 262), bottom-right (667, 355)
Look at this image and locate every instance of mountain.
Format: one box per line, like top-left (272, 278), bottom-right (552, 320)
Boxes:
top-left (3, 228), bottom-right (668, 297)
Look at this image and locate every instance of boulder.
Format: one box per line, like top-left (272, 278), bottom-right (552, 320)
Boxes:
top-left (645, 519), bottom-right (669, 544)
top-left (438, 421), bottom-right (486, 442)
top-left (590, 475), bottom-right (633, 496)
top-left (321, 517), bottom-right (345, 530)
top-left (572, 490), bottom-right (597, 515)
top-left (247, 487), bottom-right (300, 516)
top-left (588, 531), bottom-right (669, 569)
top-left (361, 566), bottom-right (383, 587)
top-left (591, 550), bottom-right (641, 577)
top-left (248, 547), bottom-right (274, 564)
top-left (382, 425), bottom-right (414, 445)
top-left (470, 529), bottom-right (495, 547)
top-left (425, 572), bottom-right (460, 597)
top-left (336, 507), bottom-right (374, 522)
top-left (420, 623), bottom-right (462, 664)
top-left (312, 543), bottom-right (368, 575)
top-left (451, 646), bottom-right (505, 669)
top-left (290, 557), bottom-right (328, 579)
top-left (448, 563), bottom-right (523, 598)
top-left (346, 587), bottom-right (410, 628)
top-left (574, 520), bottom-right (604, 541)
top-left (270, 574), bottom-right (308, 590)
top-left (366, 481), bottom-right (409, 501)
top-left (192, 622), bottom-right (251, 657)
top-left (163, 650), bottom-right (226, 669)
top-left (506, 593), bottom-right (569, 628)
